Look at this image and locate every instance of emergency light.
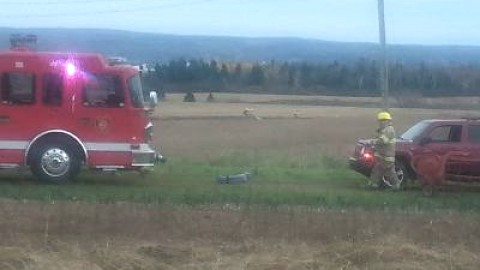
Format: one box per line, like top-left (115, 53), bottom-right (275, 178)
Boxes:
top-left (65, 62), bottom-right (77, 77)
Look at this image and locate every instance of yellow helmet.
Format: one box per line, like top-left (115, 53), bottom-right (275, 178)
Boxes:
top-left (377, 111), bottom-right (392, 121)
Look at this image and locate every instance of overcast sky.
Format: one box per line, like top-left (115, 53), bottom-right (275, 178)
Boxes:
top-left (0, 0), bottom-right (479, 45)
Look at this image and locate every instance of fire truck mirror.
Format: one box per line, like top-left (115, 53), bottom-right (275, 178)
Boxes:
top-left (149, 91), bottom-right (158, 106)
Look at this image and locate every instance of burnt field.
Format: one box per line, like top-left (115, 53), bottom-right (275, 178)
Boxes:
top-left (0, 93), bottom-right (479, 269)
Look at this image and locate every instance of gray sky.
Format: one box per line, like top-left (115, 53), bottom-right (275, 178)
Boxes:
top-left (0, 0), bottom-right (479, 45)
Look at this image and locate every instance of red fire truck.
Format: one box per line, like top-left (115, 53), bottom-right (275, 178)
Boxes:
top-left (0, 35), bottom-right (163, 183)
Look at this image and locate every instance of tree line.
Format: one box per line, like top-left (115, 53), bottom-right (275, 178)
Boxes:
top-left (141, 58), bottom-right (480, 97)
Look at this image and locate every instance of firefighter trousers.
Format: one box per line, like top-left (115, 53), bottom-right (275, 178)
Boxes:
top-left (369, 160), bottom-right (401, 190)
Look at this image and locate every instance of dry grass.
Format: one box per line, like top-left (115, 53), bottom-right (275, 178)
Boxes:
top-left (164, 92), bottom-right (480, 109)
top-left (2, 238), bottom-right (479, 269)
top-left (0, 200), bottom-right (479, 269)
top-left (152, 93), bottom-right (471, 159)
top-left (2, 94), bottom-right (480, 269)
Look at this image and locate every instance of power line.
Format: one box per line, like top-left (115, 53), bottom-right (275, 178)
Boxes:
top-left (1, 0), bottom-right (156, 5)
top-left (0, 0), bottom-right (217, 18)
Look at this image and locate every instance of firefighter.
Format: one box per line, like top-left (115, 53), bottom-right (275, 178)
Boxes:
top-left (369, 111), bottom-right (401, 190)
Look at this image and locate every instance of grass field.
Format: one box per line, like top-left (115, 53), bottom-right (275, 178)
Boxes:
top-left (0, 93), bottom-right (479, 269)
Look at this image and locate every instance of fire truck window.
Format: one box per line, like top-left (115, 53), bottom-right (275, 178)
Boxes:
top-left (83, 74), bottom-right (124, 107)
top-left (1, 73), bottom-right (35, 105)
top-left (429, 125), bottom-right (462, 143)
top-left (43, 73), bottom-right (63, 106)
top-left (128, 75), bottom-right (145, 108)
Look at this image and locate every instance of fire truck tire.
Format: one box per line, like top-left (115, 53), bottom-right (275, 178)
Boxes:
top-left (30, 143), bottom-right (81, 184)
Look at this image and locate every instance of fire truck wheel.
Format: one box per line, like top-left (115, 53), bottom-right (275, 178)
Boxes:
top-left (30, 143), bottom-right (81, 184)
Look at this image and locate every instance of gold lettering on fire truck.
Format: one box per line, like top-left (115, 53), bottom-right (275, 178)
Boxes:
top-left (96, 118), bottom-right (110, 134)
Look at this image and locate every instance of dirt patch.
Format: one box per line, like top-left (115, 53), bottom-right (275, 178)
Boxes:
top-left (138, 244), bottom-right (192, 264)
top-left (0, 248), bottom-right (35, 270)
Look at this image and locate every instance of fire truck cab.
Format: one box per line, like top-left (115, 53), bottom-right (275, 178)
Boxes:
top-left (0, 35), bottom-right (161, 183)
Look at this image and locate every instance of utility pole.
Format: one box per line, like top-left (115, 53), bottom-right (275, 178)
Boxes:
top-left (378, 0), bottom-right (389, 110)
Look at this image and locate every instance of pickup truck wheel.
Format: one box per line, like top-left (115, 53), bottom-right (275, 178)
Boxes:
top-left (30, 143), bottom-right (81, 184)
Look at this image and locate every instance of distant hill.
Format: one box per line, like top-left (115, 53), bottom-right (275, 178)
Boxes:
top-left (1, 27), bottom-right (480, 65)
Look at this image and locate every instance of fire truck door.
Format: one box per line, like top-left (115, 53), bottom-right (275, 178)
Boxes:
top-left (72, 74), bottom-right (131, 143)
top-left (40, 73), bottom-right (65, 125)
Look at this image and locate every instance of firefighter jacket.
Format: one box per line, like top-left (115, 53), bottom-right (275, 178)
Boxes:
top-left (374, 124), bottom-right (396, 162)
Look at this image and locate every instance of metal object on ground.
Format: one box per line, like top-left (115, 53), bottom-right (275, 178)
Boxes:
top-left (217, 172), bottom-right (252, 184)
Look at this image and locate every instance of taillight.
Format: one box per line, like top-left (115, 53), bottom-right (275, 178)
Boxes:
top-left (363, 152), bottom-right (373, 160)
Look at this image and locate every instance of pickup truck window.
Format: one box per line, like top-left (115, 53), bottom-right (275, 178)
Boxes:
top-left (400, 121), bottom-right (429, 140)
top-left (429, 125), bottom-right (462, 143)
top-left (468, 125), bottom-right (480, 143)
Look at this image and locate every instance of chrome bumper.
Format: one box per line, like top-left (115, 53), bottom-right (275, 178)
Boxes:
top-left (132, 144), bottom-right (166, 167)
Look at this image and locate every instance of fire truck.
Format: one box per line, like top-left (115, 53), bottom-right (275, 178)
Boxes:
top-left (0, 35), bottom-right (163, 183)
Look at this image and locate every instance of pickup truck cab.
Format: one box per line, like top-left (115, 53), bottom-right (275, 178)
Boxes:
top-left (349, 118), bottom-right (480, 188)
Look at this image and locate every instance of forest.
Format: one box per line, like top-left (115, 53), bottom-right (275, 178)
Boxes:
top-left (143, 57), bottom-right (480, 97)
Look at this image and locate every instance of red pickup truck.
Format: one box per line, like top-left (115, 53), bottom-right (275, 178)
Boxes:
top-left (349, 118), bottom-right (480, 188)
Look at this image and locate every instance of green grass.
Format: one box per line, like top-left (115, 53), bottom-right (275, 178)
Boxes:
top-left (1, 152), bottom-right (480, 212)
